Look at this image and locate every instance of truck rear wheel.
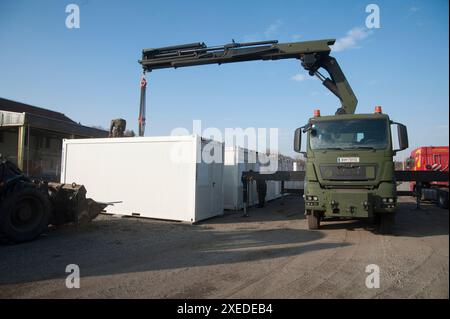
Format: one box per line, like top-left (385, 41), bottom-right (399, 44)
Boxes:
top-left (378, 213), bottom-right (395, 235)
top-left (307, 212), bottom-right (320, 230)
top-left (0, 187), bottom-right (51, 243)
top-left (437, 190), bottom-right (449, 209)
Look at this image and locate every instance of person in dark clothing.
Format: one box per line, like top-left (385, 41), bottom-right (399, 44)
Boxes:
top-left (256, 178), bottom-right (267, 208)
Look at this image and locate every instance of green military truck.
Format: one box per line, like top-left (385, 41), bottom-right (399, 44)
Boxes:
top-left (294, 108), bottom-right (408, 232)
top-left (138, 38), bottom-right (409, 233)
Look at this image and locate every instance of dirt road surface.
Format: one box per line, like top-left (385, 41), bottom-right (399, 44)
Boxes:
top-left (0, 196), bottom-right (448, 298)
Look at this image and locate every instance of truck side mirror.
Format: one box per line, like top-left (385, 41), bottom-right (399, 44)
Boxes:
top-left (294, 127), bottom-right (302, 153)
top-left (392, 122), bottom-right (408, 153)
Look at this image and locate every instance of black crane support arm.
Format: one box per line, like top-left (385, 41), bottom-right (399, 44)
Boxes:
top-left (139, 39), bottom-right (358, 115)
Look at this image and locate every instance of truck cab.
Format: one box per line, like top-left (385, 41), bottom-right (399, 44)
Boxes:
top-left (294, 107), bottom-right (409, 231)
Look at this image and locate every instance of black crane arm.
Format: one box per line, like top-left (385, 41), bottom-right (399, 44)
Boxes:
top-left (139, 39), bottom-right (358, 115)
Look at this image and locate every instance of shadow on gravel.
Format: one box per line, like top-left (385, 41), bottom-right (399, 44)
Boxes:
top-left (392, 202), bottom-right (449, 238)
top-left (219, 196), bottom-right (448, 238)
top-left (0, 216), bottom-right (349, 286)
top-left (209, 195), bottom-right (305, 225)
top-left (319, 219), bottom-right (376, 232)
top-left (319, 201), bottom-right (449, 238)
top-left (3, 197), bottom-right (443, 288)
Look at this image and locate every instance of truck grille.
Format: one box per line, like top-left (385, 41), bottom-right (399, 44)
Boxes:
top-left (319, 164), bottom-right (377, 181)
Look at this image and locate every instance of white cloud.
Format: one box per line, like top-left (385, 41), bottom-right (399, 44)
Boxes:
top-left (332, 27), bottom-right (372, 52)
top-left (243, 20), bottom-right (283, 43)
top-left (291, 34), bottom-right (302, 41)
top-left (290, 74), bottom-right (310, 82)
top-left (264, 20), bottom-right (282, 39)
top-left (409, 6), bottom-right (420, 12)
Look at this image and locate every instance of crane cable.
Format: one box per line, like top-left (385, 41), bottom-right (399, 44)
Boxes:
top-left (138, 72), bottom-right (147, 136)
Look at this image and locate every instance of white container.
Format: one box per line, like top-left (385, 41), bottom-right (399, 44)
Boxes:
top-left (260, 153), bottom-right (281, 201)
top-left (259, 153), bottom-right (298, 199)
top-left (291, 161), bottom-right (305, 190)
top-left (279, 155), bottom-right (297, 190)
top-left (61, 135), bottom-right (224, 223)
top-left (223, 146), bottom-right (259, 210)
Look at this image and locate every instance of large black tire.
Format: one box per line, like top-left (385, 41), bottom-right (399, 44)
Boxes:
top-left (378, 213), bottom-right (395, 235)
top-left (0, 187), bottom-right (51, 243)
top-left (437, 190), bottom-right (449, 209)
top-left (307, 212), bottom-right (320, 230)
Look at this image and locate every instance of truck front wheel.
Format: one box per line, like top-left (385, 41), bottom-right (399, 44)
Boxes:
top-left (307, 212), bottom-right (320, 230)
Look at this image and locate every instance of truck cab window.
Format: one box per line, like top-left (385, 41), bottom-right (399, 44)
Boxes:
top-left (310, 119), bottom-right (388, 150)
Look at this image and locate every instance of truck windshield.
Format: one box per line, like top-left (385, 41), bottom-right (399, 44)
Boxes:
top-left (309, 119), bottom-right (388, 150)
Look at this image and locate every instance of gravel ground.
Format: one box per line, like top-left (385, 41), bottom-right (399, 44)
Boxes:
top-left (0, 196), bottom-right (448, 299)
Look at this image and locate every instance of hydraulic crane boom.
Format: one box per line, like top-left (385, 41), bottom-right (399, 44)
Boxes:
top-left (138, 39), bottom-right (357, 135)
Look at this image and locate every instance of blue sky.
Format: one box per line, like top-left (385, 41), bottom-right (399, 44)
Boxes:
top-left (0, 0), bottom-right (448, 159)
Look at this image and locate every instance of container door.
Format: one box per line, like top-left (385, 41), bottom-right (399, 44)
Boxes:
top-left (195, 160), bottom-right (211, 220)
top-left (211, 161), bottom-right (223, 214)
top-left (196, 141), bottom-right (223, 220)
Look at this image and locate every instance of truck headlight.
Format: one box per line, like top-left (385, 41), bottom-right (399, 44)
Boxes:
top-left (381, 198), bottom-right (395, 208)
